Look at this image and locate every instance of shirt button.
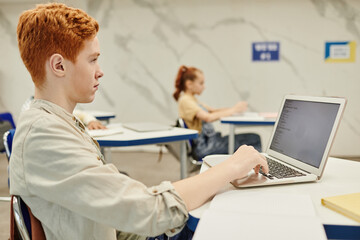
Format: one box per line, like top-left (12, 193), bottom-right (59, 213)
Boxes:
top-left (152, 189), bottom-right (158, 194)
top-left (72, 116), bottom-right (76, 121)
top-left (170, 229), bottom-right (176, 233)
top-left (97, 156), bottom-right (101, 161)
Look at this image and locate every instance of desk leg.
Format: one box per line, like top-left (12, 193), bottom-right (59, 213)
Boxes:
top-left (228, 124), bottom-right (235, 154)
top-left (101, 147), bottom-right (112, 163)
top-left (180, 141), bottom-right (187, 179)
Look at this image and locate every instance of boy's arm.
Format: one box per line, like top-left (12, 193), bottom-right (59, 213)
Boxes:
top-left (17, 118), bottom-right (187, 236)
top-left (172, 145), bottom-right (268, 211)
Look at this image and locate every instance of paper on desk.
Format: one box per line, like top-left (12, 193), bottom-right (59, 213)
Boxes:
top-left (210, 191), bottom-right (317, 217)
top-left (193, 209), bottom-right (327, 240)
top-left (193, 191), bottom-right (327, 240)
top-left (232, 112), bottom-right (265, 121)
top-left (87, 128), bottom-right (123, 137)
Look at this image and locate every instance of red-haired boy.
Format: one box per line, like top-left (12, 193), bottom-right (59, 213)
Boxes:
top-left (10, 3), bottom-right (268, 240)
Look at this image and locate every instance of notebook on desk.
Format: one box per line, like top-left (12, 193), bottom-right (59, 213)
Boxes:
top-left (122, 122), bottom-right (172, 132)
top-left (206, 95), bottom-right (347, 188)
top-left (87, 128), bottom-right (123, 137)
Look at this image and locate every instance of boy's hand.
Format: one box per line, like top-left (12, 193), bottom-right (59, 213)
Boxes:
top-left (224, 145), bottom-right (268, 180)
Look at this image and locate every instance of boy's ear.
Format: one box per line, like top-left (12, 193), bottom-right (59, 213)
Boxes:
top-left (49, 53), bottom-right (65, 77)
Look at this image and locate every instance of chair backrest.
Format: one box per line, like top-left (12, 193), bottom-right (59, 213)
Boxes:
top-left (11, 196), bottom-right (46, 240)
top-left (11, 196), bottom-right (31, 240)
top-left (6, 127), bottom-right (46, 240)
top-left (0, 112), bottom-right (16, 129)
top-left (176, 118), bottom-right (193, 150)
top-left (0, 112), bottom-right (15, 153)
top-left (4, 128), bottom-right (16, 161)
top-left (11, 195), bottom-right (46, 240)
top-left (176, 119), bottom-right (202, 164)
top-left (177, 118), bottom-right (188, 129)
top-left (10, 188), bottom-right (46, 240)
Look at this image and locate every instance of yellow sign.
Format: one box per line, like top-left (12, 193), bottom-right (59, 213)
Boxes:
top-left (325, 41), bottom-right (356, 63)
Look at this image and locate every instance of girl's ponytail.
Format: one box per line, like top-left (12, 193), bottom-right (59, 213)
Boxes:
top-left (173, 65), bottom-right (201, 101)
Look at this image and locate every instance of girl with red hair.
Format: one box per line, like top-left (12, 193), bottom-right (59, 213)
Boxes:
top-left (173, 65), bottom-right (262, 160)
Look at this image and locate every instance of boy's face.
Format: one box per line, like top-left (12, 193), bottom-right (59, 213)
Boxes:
top-left (65, 36), bottom-right (103, 104)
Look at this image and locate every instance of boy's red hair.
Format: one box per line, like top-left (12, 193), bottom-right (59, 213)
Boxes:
top-left (17, 3), bottom-right (99, 87)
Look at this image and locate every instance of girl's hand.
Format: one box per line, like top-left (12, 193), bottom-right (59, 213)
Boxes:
top-left (232, 101), bottom-right (248, 114)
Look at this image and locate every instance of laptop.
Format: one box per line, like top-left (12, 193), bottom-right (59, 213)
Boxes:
top-left (205, 95), bottom-right (347, 188)
top-left (122, 122), bottom-right (172, 132)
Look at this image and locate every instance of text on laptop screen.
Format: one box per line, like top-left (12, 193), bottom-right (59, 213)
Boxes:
top-left (269, 99), bottom-right (340, 168)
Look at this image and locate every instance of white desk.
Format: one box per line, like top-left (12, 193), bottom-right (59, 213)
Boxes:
top-left (189, 157), bottom-right (360, 238)
top-left (93, 123), bottom-right (198, 179)
top-left (221, 114), bottom-right (276, 154)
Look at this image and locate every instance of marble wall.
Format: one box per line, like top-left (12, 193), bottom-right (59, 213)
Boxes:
top-left (0, 0), bottom-right (359, 156)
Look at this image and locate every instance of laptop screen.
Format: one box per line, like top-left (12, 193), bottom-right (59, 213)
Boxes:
top-left (269, 99), bottom-right (340, 168)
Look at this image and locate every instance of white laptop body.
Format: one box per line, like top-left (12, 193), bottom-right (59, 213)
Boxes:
top-left (207, 95), bottom-right (347, 188)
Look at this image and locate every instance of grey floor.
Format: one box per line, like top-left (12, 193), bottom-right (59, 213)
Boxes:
top-left (0, 148), bottom-right (197, 240)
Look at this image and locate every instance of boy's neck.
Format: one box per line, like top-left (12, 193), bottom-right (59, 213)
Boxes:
top-left (35, 88), bottom-right (76, 113)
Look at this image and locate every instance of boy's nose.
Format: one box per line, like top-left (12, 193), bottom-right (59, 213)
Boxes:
top-left (96, 70), bottom-right (104, 79)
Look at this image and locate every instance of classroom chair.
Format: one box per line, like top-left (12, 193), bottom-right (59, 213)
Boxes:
top-left (3, 128), bottom-right (15, 192)
top-left (11, 195), bottom-right (31, 240)
top-left (0, 112), bottom-right (15, 153)
top-left (164, 119), bottom-right (202, 173)
top-left (175, 118), bottom-right (203, 165)
top-left (0, 128), bottom-right (15, 202)
top-left (5, 129), bottom-right (46, 240)
top-left (4, 128), bottom-right (15, 162)
top-left (0, 112), bottom-right (16, 129)
top-left (11, 195), bottom-right (46, 240)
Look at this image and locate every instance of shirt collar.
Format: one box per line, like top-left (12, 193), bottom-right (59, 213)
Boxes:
top-left (30, 99), bottom-right (85, 129)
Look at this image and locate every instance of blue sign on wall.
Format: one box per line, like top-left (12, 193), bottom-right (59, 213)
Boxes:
top-left (252, 42), bottom-right (280, 61)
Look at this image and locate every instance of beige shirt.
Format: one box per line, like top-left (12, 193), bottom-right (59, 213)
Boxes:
top-left (22, 96), bottom-right (97, 126)
top-left (178, 93), bottom-right (204, 132)
top-left (10, 99), bottom-right (188, 240)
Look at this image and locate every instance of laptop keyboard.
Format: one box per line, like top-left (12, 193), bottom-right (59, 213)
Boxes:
top-left (260, 158), bottom-right (306, 179)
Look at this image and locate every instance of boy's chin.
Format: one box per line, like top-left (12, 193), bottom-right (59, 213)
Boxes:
top-left (78, 97), bottom-right (95, 104)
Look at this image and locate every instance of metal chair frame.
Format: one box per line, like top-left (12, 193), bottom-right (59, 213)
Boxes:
top-left (12, 195), bottom-right (31, 240)
top-left (176, 119), bottom-right (202, 165)
top-left (1, 129), bottom-right (14, 202)
top-left (3, 129), bottom-right (14, 160)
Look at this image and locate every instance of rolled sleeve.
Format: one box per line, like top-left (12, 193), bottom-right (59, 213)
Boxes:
top-left (146, 182), bottom-right (189, 236)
